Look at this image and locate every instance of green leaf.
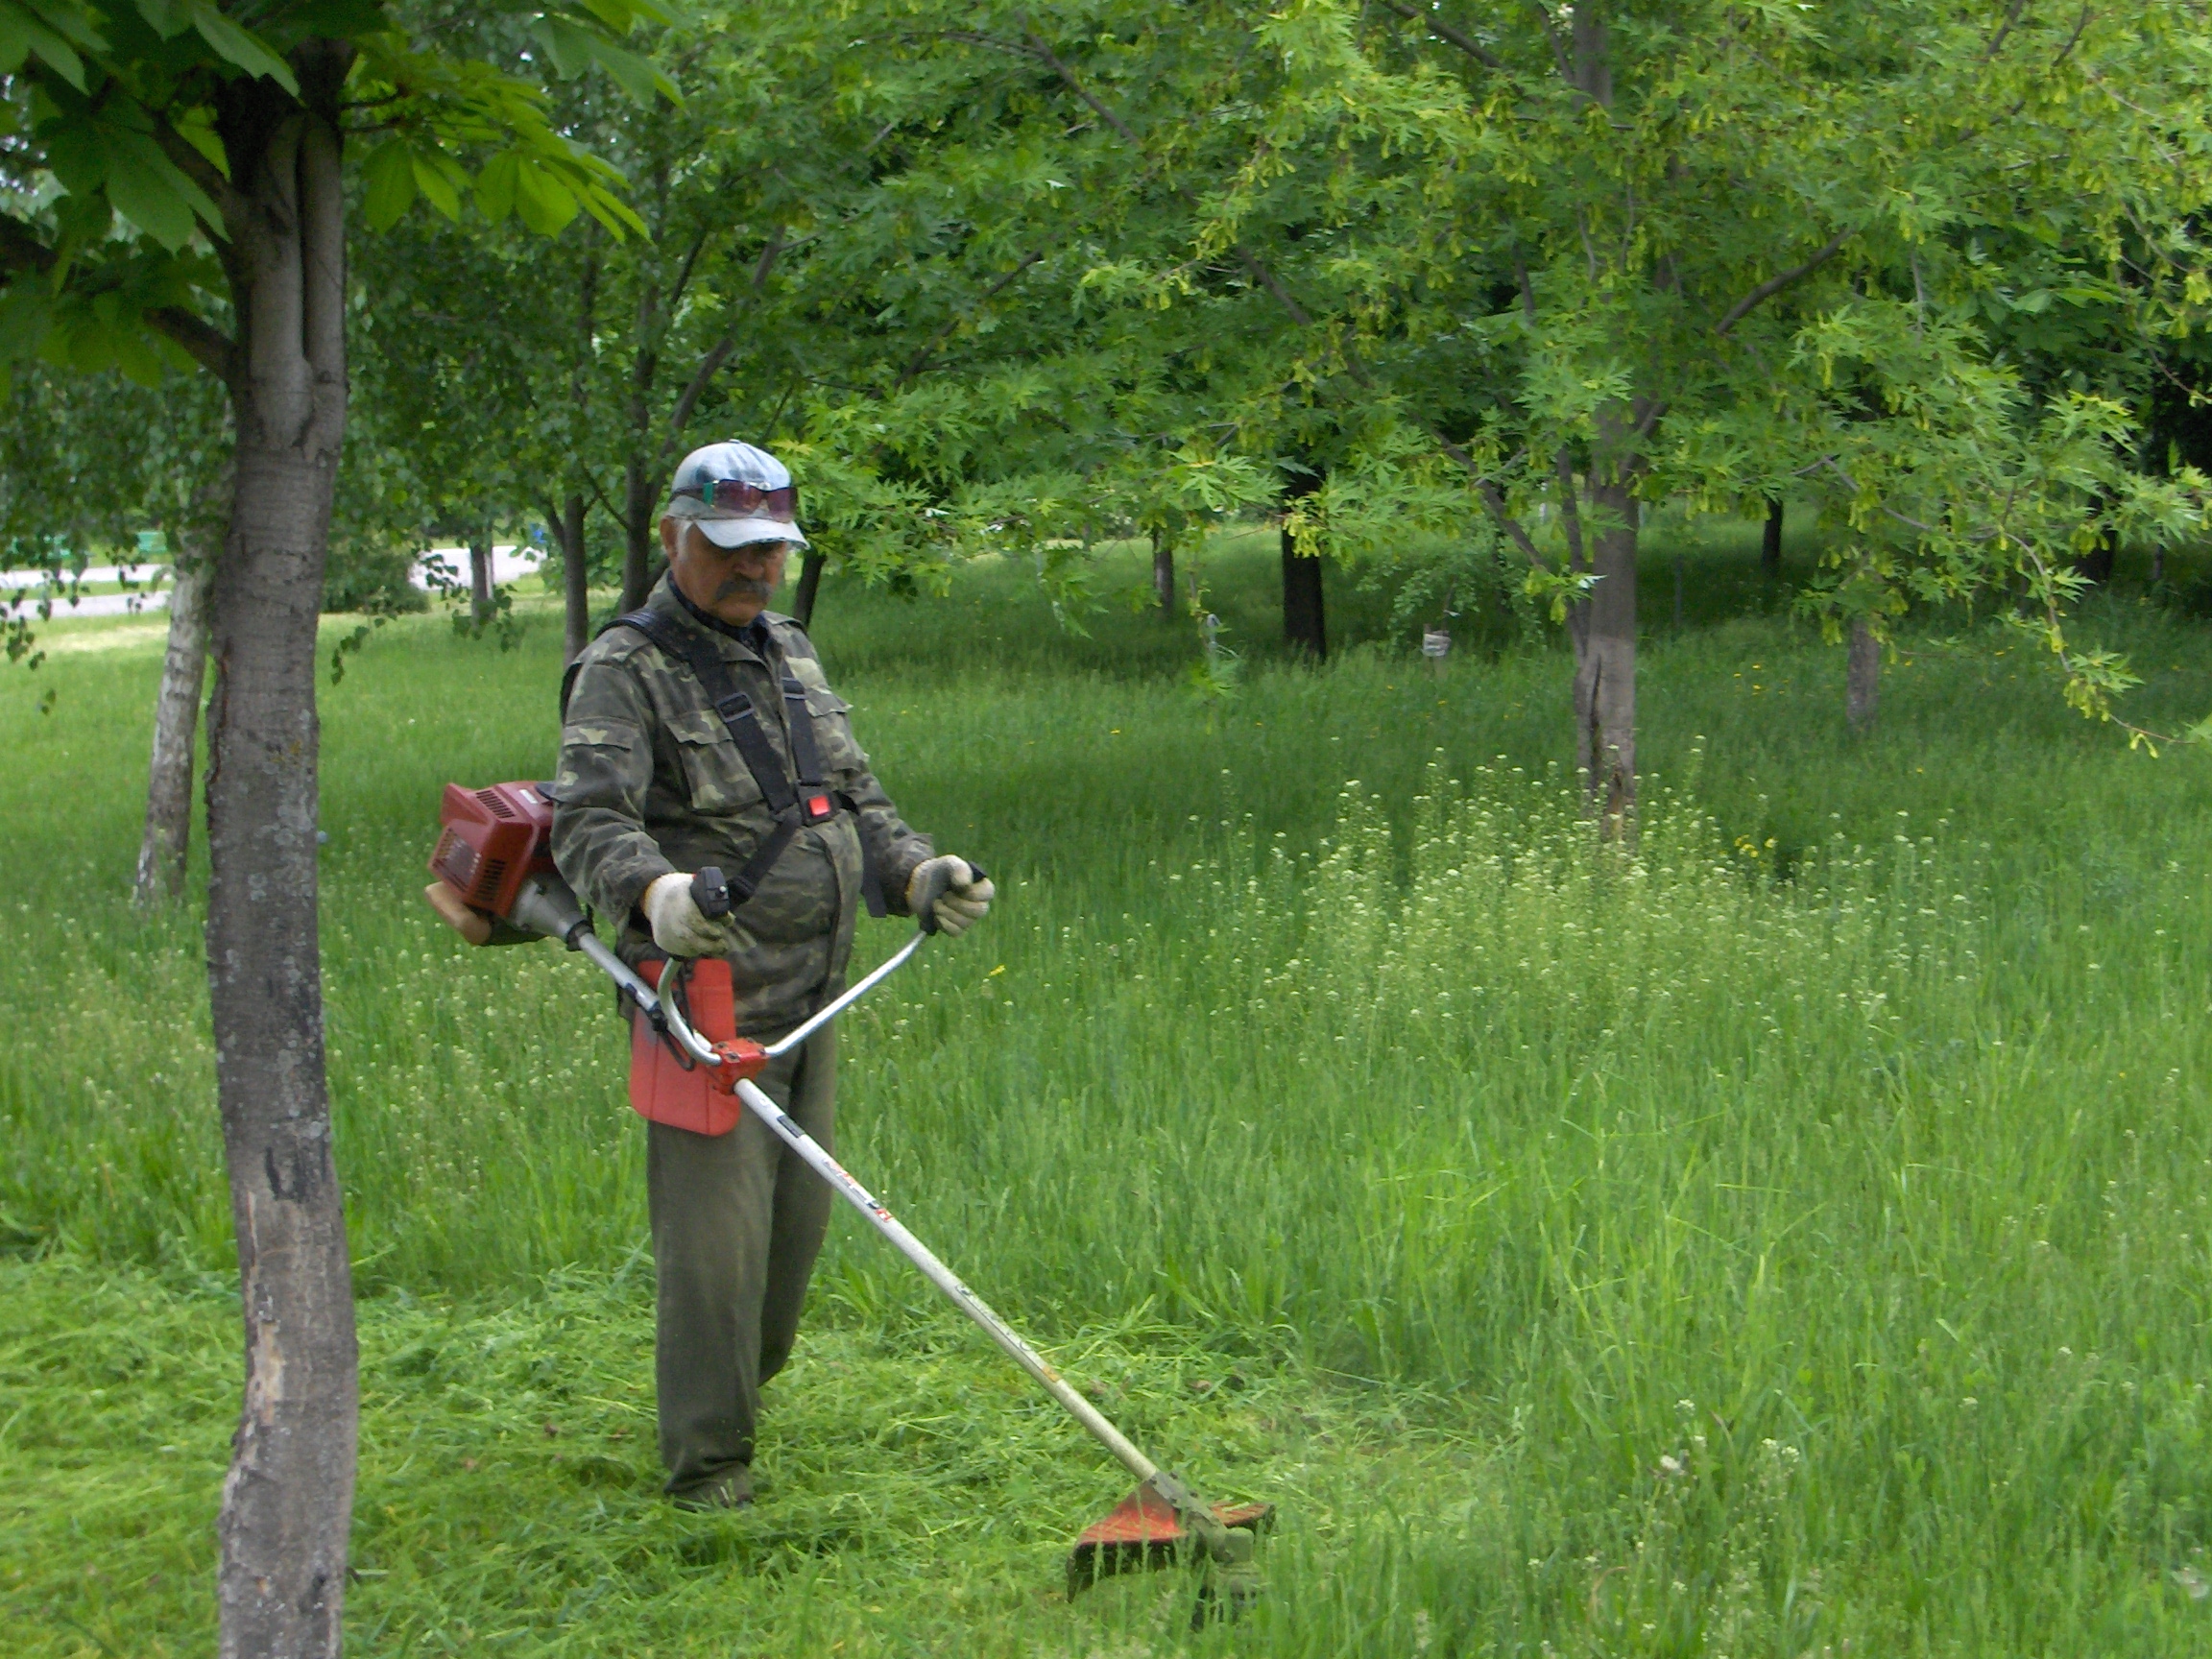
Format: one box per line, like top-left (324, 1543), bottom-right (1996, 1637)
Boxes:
top-left (580, 34), bottom-right (676, 106)
top-left (40, 120), bottom-right (111, 197)
top-left (532, 14), bottom-right (678, 105)
top-left (24, 0), bottom-right (103, 48)
top-left (361, 138), bottom-right (419, 231)
top-left (0, 1), bottom-right (89, 89)
top-left (411, 153), bottom-right (462, 221)
top-left (574, 180), bottom-right (645, 240)
top-left (188, 2), bottom-right (299, 94)
top-left (473, 150), bottom-right (521, 226)
top-left (527, 16), bottom-right (589, 78)
top-left (104, 154), bottom-right (199, 249)
top-left (512, 156), bottom-right (579, 236)
top-left (133, 0), bottom-right (190, 38)
top-left (574, 0), bottom-right (679, 32)
top-left (110, 322), bottom-right (167, 386)
top-left (108, 127), bottom-right (221, 235)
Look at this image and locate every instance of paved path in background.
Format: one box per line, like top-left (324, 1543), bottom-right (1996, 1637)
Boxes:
top-left (0, 563), bottom-right (165, 590)
top-left (1, 544), bottom-right (546, 620)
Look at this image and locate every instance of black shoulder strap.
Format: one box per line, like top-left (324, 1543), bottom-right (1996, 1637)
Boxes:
top-left (608, 609), bottom-right (798, 817)
top-left (579, 609), bottom-right (848, 907)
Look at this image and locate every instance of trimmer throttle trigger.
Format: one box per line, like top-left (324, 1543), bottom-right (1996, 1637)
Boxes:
top-left (691, 866), bottom-right (733, 921)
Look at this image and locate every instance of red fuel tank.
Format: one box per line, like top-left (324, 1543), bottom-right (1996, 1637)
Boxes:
top-left (630, 959), bottom-right (745, 1136)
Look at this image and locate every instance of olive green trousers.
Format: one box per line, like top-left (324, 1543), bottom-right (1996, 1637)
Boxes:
top-left (646, 1022), bottom-right (835, 1500)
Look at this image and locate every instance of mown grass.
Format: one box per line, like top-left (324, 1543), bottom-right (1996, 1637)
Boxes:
top-left (5, 527), bottom-right (2212, 1654)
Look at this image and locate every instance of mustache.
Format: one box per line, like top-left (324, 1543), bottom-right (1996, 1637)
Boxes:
top-left (712, 572), bottom-right (776, 603)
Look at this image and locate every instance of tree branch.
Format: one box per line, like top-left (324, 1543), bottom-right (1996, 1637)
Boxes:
top-left (1017, 22), bottom-right (1144, 147)
top-left (0, 218), bottom-right (235, 376)
top-left (585, 467), bottom-right (631, 534)
top-left (901, 251), bottom-right (1044, 384)
top-left (661, 335), bottom-right (739, 460)
top-left (664, 223), bottom-right (714, 321)
top-left (1432, 439), bottom-right (1546, 567)
top-left (1983, 0), bottom-right (2032, 60)
top-left (1236, 247), bottom-right (1314, 327)
top-left (0, 216), bottom-right (59, 279)
top-left (1713, 228), bottom-right (1851, 337)
top-left (1553, 445), bottom-right (1585, 567)
top-left (148, 306), bottom-right (238, 378)
top-left (150, 112), bottom-right (253, 234)
top-left (1527, 0), bottom-right (1573, 81)
top-left (1376, 0), bottom-right (1507, 72)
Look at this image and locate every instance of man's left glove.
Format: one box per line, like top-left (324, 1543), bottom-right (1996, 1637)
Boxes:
top-left (642, 871), bottom-right (737, 958)
top-left (906, 855), bottom-right (995, 938)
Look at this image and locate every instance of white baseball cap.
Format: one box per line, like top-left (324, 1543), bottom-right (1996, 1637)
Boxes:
top-left (664, 441), bottom-right (809, 550)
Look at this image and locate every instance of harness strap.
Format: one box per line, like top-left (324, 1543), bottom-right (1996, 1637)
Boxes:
top-left (781, 673), bottom-right (836, 826)
top-left (562, 605), bottom-right (887, 916)
top-left (605, 610), bottom-right (792, 805)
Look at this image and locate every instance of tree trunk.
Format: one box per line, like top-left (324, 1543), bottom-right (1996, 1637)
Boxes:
top-left (1761, 496), bottom-right (1784, 575)
top-left (1571, 421), bottom-right (1640, 830)
top-left (468, 531), bottom-right (493, 625)
top-left (792, 549), bottom-right (824, 630)
top-left (133, 552), bottom-right (211, 905)
top-left (207, 52), bottom-right (359, 1659)
top-left (621, 453), bottom-right (657, 610)
top-left (2076, 525), bottom-right (2117, 584)
top-left (1671, 545), bottom-right (1685, 631)
top-left (553, 493), bottom-right (589, 664)
top-left (1281, 470), bottom-right (1326, 661)
top-left (1151, 527), bottom-right (1175, 613)
top-left (1846, 617), bottom-right (1880, 733)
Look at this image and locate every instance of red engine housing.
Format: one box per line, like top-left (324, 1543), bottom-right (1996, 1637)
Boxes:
top-left (428, 781), bottom-right (556, 919)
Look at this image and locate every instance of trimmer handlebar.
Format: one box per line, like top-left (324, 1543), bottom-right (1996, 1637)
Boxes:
top-left (422, 778), bottom-right (974, 1076)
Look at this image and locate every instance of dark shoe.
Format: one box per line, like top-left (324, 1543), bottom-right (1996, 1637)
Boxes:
top-left (669, 1469), bottom-right (754, 1511)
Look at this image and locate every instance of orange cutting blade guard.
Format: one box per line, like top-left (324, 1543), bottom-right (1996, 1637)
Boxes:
top-left (1068, 1484), bottom-right (1275, 1599)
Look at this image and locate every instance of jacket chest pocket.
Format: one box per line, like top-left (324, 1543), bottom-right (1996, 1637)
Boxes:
top-left (666, 708), bottom-right (767, 815)
top-left (799, 684), bottom-right (863, 776)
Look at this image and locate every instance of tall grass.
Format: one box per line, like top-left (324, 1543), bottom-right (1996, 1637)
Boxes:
top-left (6, 531), bottom-right (2212, 1653)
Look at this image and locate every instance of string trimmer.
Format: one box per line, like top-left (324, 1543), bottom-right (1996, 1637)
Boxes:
top-left (422, 781), bottom-right (1271, 1616)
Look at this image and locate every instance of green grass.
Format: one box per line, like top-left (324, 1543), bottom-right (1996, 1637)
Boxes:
top-left (6, 528), bottom-right (2212, 1653)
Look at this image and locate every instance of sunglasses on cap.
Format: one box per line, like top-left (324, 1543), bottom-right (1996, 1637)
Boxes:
top-left (674, 478), bottom-right (799, 519)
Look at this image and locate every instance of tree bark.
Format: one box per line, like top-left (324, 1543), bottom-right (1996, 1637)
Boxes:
top-left (1571, 416), bottom-right (1640, 830)
top-left (792, 549), bottom-right (824, 629)
top-left (553, 493), bottom-right (589, 663)
top-left (468, 531), bottom-right (493, 625)
top-left (1151, 527), bottom-right (1175, 613)
top-left (1281, 470), bottom-right (1326, 661)
top-left (133, 552), bottom-right (211, 905)
top-left (1761, 496), bottom-right (1784, 575)
top-left (620, 453), bottom-right (657, 610)
top-left (1846, 617), bottom-right (1880, 733)
top-left (2076, 511), bottom-right (2117, 584)
top-left (206, 50), bottom-right (358, 1659)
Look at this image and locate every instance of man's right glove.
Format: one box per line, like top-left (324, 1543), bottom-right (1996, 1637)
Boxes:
top-left (905, 855), bottom-right (995, 937)
top-left (642, 871), bottom-right (736, 958)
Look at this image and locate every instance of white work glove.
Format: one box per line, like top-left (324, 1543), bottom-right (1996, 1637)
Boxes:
top-left (906, 855), bottom-right (995, 938)
top-left (642, 871), bottom-right (735, 958)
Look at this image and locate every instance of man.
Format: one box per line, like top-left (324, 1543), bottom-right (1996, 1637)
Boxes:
top-left (549, 440), bottom-right (993, 1508)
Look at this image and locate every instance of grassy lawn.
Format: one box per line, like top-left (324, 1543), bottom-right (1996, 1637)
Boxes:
top-left (5, 527), bottom-right (2212, 1653)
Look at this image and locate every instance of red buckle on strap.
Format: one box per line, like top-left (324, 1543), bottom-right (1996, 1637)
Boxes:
top-left (803, 794), bottom-right (834, 824)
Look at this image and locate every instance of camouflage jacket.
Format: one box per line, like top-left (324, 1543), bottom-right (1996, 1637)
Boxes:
top-left (548, 577), bottom-right (933, 1035)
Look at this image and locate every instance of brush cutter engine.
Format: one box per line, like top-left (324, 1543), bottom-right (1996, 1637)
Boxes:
top-left (423, 781), bottom-right (767, 1095)
top-left (421, 779), bottom-right (1268, 1619)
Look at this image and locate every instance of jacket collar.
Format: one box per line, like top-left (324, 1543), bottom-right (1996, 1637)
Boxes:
top-left (654, 573), bottom-right (775, 660)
